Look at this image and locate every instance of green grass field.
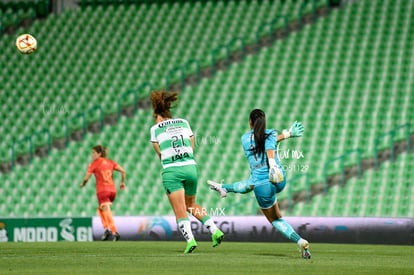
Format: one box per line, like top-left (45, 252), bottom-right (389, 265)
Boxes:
top-left (1, 242), bottom-right (413, 274)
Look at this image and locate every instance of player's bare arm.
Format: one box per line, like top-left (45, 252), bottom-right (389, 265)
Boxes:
top-left (115, 164), bottom-right (126, 190)
top-left (80, 172), bottom-right (92, 188)
top-left (190, 135), bottom-right (195, 151)
top-left (266, 149), bottom-right (275, 159)
top-left (277, 134), bottom-right (286, 142)
top-left (152, 142), bottom-right (161, 159)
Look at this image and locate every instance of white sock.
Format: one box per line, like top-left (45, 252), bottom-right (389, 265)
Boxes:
top-left (297, 238), bottom-right (308, 246)
top-left (203, 218), bottom-right (218, 234)
top-left (177, 219), bottom-right (194, 242)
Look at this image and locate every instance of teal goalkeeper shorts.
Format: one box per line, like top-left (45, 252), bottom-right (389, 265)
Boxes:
top-left (161, 165), bottom-right (198, 196)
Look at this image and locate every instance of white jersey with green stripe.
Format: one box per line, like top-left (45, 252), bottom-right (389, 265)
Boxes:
top-left (150, 118), bottom-right (196, 169)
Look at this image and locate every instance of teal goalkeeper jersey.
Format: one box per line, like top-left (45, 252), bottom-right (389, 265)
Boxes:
top-left (242, 129), bottom-right (279, 182)
top-left (150, 118), bottom-right (196, 169)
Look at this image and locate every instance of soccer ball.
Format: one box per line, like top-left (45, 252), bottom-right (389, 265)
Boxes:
top-left (16, 34), bottom-right (37, 54)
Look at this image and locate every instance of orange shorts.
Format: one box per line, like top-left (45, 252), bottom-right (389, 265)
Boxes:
top-left (97, 191), bottom-right (116, 207)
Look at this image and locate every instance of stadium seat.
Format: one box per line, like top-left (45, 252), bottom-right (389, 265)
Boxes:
top-left (1, 0), bottom-right (413, 218)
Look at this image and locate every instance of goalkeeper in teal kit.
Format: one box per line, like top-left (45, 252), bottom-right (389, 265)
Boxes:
top-left (208, 109), bottom-right (311, 259)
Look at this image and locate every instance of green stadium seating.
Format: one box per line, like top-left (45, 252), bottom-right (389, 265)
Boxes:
top-left (0, 0), bottom-right (49, 35)
top-left (0, 0), bottom-right (413, 219)
top-left (291, 152), bottom-right (413, 217)
top-left (1, 0), bottom-right (323, 162)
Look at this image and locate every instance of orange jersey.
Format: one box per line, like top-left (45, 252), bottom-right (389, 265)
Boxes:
top-left (87, 157), bottom-right (118, 194)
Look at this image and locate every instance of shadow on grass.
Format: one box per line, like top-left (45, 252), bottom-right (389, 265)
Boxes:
top-left (254, 252), bottom-right (293, 258)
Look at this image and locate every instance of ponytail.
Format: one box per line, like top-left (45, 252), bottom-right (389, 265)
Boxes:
top-left (249, 109), bottom-right (269, 160)
top-left (151, 90), bottom-right (178, 118)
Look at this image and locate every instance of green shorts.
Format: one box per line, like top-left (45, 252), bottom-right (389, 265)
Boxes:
top-left (161, 165), bottom-right (198, 196)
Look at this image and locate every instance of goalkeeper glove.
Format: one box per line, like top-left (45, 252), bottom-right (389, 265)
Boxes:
top-left (282, 121), bottom-right (304, 139)
top-left (268, 158), bottom-right (284, 184)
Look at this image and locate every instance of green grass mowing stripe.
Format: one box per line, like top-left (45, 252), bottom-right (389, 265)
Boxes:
top-left (0, 242), bottom-right (413, 275)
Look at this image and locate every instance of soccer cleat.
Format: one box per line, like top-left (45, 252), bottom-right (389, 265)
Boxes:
top-left (212, 229), bottom-right (224, 247)
top-left (207, 180), bottom-right (227, 198)
top-left (112, 232), bottom-right (120, 242)
top-left (184, 238), bottom-right (197, 254)
top-left (298, 239), bottom-right (311, 259)
top-left (101, 229), bottom-right (111, 241)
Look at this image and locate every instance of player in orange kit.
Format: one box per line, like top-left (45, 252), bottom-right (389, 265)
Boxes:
top-left (80, 145), bottom-right (126, 241)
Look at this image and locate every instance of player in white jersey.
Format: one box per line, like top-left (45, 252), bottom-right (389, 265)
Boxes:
top-left (150, 91), bottom-right (224, 253)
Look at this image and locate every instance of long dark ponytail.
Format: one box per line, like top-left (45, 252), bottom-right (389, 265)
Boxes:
top-left (249, 109), bottom-right (269, 160)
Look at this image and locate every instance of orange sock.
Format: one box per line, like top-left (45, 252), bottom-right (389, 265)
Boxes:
top-left (97, 208), bottom-right (108, 230)
top-left (103, 208), bottom-right (117, 234)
